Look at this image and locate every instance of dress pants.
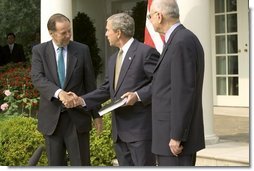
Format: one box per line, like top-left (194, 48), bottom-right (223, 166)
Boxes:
top-left (156, 153), bottom-right (196, 166)
top-left (114, 137), bottom-right (155, 166)
top-left (44, 111), bottom-right (90, 166)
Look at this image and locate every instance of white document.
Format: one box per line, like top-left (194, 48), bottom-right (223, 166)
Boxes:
top-left (98, 98), bottom-right (127, 116)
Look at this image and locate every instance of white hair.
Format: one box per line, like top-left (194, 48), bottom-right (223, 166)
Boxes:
top-left (152, 0), bottom-right (179, 19)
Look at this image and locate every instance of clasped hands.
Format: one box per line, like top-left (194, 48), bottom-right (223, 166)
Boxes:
top-left (58, 90), bottom-right (103, 135)
top-left (58, 90), bottom-right (84, 108)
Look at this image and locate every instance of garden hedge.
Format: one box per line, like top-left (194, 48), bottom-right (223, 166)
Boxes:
top-left (0, 114), bottom-right (115, 166)
top-left (0, 116), bottom-right (47, 166)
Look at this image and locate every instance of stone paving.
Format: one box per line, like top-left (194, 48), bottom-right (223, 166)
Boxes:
top-left (196, 114), bottom-right (250, 166)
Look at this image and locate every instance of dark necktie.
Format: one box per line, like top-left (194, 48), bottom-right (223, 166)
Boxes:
top-left (114, 49), bottom-right (123, 90)
top-left (57, 47), bottom-right (65, 88)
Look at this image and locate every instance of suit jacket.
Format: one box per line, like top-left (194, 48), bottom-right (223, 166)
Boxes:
top-left (151, 24), bottom-right (205, 156)
top-left (82, 39), bottom-right (160, 142)
top-left (31, 40), bottom-right (99, 135)
top-left (2, 43), bottom-right (26, 63)
top-left (0, 45), bottom-right (4, 66)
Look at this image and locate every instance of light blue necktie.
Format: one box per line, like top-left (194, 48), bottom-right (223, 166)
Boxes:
top-left (57, 47), bottom-right (65, 88)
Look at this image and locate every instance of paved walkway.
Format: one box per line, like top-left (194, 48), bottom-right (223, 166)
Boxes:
top-left (214, 114), bottom-right (249, 142)
top-left (196, 114), bottom-right (250, 166)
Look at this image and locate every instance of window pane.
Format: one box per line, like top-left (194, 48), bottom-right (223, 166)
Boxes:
top-left (216, 56), bottom-right (226, 74)
top-left (215, 0), bottom-right (225, 13)
top-left (228, 56), bottom-right (238, 74)
top-left (227, 0), bottom-right (237, 12)
top-left (228, 77), bottom-right (238, 95)
top-left (216, 36), bottom-right (226, 54)
top-left (227, 35), bottom-right (238, 53)
top-left (215, 15), bottom-right (225, 33)
top-left (227, 14), bottom-right (237, 32)
top-left (217, 77), bottom-right (227, 95)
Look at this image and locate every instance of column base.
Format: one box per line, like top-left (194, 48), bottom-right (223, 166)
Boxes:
top-left (205, 134), bottom-right (219, 145)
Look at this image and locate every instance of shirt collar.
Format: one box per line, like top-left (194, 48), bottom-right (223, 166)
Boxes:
top-left (52, 41), bottom-right (67, 52)
top-left (165, 22), bottom-right (181, 43)
top-left (121, 37), bottom-right (134, 54)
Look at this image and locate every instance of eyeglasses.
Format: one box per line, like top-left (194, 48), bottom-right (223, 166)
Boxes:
top-left (147, 11), bottom-right (158, 19)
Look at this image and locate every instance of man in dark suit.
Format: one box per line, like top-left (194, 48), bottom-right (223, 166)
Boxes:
top-left (148, 0), bottom-right (205, 166)
top-left (64, 13), bottom-right (160, 166)
top-left (2, 32), bottom-right (26, 64)
top-left (30, 13), bottom-right (102, 166)
top-left (0, 45), bottom-right (4, 66)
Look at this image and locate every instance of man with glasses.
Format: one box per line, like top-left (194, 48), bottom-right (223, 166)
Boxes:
top-left (149, 0), bottom-right (205, 166)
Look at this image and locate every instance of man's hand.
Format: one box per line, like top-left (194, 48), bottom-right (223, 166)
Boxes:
top-left (59, 91), bottom-right (82, 108)
top-left (93, 117), bottom-right (103, 135)
top-left (121, 92), bottom-right (138, 106)
top-left (169, 139), bottom-right (183, 156)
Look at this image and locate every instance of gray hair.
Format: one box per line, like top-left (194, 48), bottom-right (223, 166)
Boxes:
top-left (107, 13), bottom-right (135, 38)
top-left (152, 0), bottom-right (179, 19)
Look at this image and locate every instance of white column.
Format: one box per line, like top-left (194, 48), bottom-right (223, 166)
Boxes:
top-left (178, 0), bottom-right (219, 144)
top-left (250, 0), bottom-right (254, 141)
top-left (40, 0), bottom-right (73, 43)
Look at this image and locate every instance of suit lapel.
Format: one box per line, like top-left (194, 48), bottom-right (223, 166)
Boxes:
top-left (45, 41), bottom-right (60, 86)
top-left (153, 24), bottom-right (184, 73)
top-left (114, 40), bottom-right (137, 95)
top-left (64, 42), bottom-right (78, 89)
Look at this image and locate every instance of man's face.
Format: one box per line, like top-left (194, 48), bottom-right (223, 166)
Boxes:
top-left (7, 35), bottom-right (15, 45)
top-left (105, 21), bottom-right (120, 48)
top-left (51, 21), bottom-right (72, 47)
top-left (148, 5), bottom-right (160, 33)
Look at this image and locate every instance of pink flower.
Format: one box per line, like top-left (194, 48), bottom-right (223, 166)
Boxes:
top-left (4, 90), bottom-right (11, 96)
top-left (1, 103), bottom-right (9, 111)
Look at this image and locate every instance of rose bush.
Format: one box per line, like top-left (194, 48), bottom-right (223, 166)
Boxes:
top-left (0, 62), bottom-right (39, 117)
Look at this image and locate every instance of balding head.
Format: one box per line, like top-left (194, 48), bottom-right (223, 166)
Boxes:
top-left (151, 0), bottom-right (179, 19)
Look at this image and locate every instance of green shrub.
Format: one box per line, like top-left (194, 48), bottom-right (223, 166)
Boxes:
top-left (131, 1), bottom-right (147, 42)
top-left (90, 114), bottom-right (116, 166)
top-left (0, 116), bottom-right (47, 166)
top-left (73, 12), bottom-right (103, 78)
top-left (0, 112), bottom-right (116, 166)
top-left (0, 114), bottom-right (11, 122)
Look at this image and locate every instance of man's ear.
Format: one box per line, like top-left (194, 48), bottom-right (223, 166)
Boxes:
top-left (158, 13), bottom-right (163, 24)
top-left (117, 30), bottom-right (121, 39)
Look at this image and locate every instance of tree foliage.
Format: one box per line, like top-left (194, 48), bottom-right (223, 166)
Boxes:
top-left (0, 0), bottom-right (40, 57)
top-left (73, 12), bottom-right (103, 78)
top-left (131, 1), bottom-right (147, 42)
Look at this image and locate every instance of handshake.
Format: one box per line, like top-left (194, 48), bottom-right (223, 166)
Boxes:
top-left (58, 90), bottom-right (84, 108)
top-left (58, 90), bottom-right (103, 135)
top-left (58, 90), bottom-right (140, 109)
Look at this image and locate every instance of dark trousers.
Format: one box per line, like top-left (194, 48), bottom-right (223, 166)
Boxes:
top-left (44, 111), bottom-right (90, 166)
top-left (156, 153), bottom-right (196, 166)
top-left (114, 137), bottom-right (155, 166)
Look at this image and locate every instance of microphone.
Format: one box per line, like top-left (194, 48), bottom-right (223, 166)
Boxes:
top-left (28, 145), bottom-right (45, 166)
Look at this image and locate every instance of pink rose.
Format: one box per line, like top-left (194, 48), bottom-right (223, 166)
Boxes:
top-left (1, 103), bottom-right (9, 111)
top-left (4, 90), bottom-right (11, 96)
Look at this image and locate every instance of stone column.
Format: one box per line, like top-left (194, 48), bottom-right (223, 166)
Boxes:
top-left (178, 0), bottom-right (219, 144)
top-left (40, 0), bottom-right (73, 43)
